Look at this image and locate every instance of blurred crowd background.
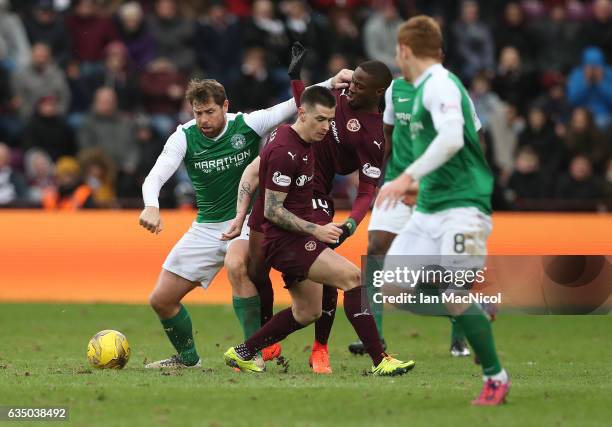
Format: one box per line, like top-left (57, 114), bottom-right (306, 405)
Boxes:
top-left (0, 0), bottom-right (611, 211)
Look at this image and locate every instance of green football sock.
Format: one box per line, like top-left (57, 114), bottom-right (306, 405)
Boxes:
top-left (454, 304), bottom-right (502, 376)
top-left (233, 296), bottom-right (261, 340)
top-left (450, 317), bottom-right (467, 344)
top-left (365, 256), bottom-right (384, 339)
top-left (160, 305), bottom-right (199, 365)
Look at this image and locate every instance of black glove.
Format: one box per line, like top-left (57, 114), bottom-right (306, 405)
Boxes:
top-left (328, 224), bottom-right (351, 249)
top-left (288, 42), bottom-right (308, 80)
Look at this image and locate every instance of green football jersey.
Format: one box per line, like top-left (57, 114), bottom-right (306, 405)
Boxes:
top-left (384, 78), bottom-right (417, 182)
top-left (410, 69), bottom-right (493, 214)
top-left (182, 114), bottom-right (260, 223)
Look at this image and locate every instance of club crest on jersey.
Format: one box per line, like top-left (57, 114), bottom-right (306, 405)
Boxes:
top-left (362, 163), bottom-right (381, 178)
top-left (305, 240), bottom-right (317, 251)
top-left (272, 171), bottom-right (291, 187)
top-left (231, 134), bottom-right (246, 149)
top-left (296, 174), bottom-right (313, 187)
top-left (347, 118), bottom-right (361, 132)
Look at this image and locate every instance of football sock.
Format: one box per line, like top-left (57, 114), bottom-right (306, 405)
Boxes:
top-left (252, 272), bottom-right (274, 325)
top-left (365, 255), bottom-right (384, 338)
top-left (160, 305), bottom-right (199, 365)
top-left (314, 285), bottom-right (338, 345)
top-left (244, 308), bottom-right (306, 356)
top-left (450, 317), bottom-right (467, 344)
top-left (454, 303), bottom-right (502, 376)
top-left (486, 369), bottom-right (509, 383)
top-left (232, 296), bottom-right (261, 340)
top-left (343, 286), bottom-right (385, 366)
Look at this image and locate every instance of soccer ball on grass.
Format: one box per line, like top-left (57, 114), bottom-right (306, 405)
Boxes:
top-left (87, 330), bottom-right (131, 369)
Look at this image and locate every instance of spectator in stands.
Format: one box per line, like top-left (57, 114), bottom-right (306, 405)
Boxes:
top-left (494, 2), bottom-right (534, 70)
top-left (327, 53), bottom-right (351, 79)
top-left (0, 142), bottom-right (27, 206)
top-left (603, 157), bottom-right (612, 198)
top-left (24, 0), bottom-right (71, 67)
top-left (531, 4), bottom-right (580, 73)
top-left (117, 1), bottom-right (155, 72)
top-left (42, 155), bottom-right (94, 210)
top-left (507, 145), bottom-right (551, 205)
top-left (470, 72), bottom-right (504, 130)
top-left (77, 87), bottom-right (139, 178)
top-left (579, 0), bottom-right (612, 62)
top-left (139, 57), bottom-right (186, 137)
top-left (0, 0), bottom-right (31, 71)
top-left (88, 41), bottom-right (140, 112)
top-left (518, 105), bottom-right (564, 176)
top-left (555, 155), bottom-right (602, 201)
top-left (79, 147), bottom-right (117, 208)
top-left (567, 46), bottom-right (612, 129)
top-left (229, 47), bottom-right (276, 112)
top-left (65, 0), bottom-right (118, 72)
top-left (450, 0), bottom-right (495, 83)
top-left (281, 0), bottom-right (330, 78)
top-left (23, 147), bottom-right (55, 204)
top-left (148, 0), bottom-right (195, 73)
top-left (488, 102), bottom-right (524, 180)
top-left (363, 0), bottom-right (402, 75)
top-left (244, 0), bottom-right (290, 71)
top-left (327, 9), bottom-right (363, 67)
top-left (492, 46), bottom-right (537, 114)
top-left (12, 42), bottom-right (70, 121)
top-left (194, 0), bottom-right (242, 85)
top-left (0, 62), bottom-right (20, 146)
top-left (563, 107), bottom-right (609, 171)
top-left (538, 72), bottom-right (572, 125)
top-left (22, 95), bottom-right (75, 161)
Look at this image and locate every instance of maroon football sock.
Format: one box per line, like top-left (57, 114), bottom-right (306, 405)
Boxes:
top-left (343, 286), bottom-right (385, 365)
top-left (314, 285), bottom-right (338, 345)
top-left (244, 307), bottom-right (305, 355)
top-left (252, 272), bottom-right (274, 325)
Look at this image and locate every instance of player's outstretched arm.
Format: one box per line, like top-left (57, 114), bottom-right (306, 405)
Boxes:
top-left (139, 129), bottom-right (187, 234)
top-left (243, 68), bottom-right (354, 138)
top-left (264, 189), bottom-right (342, 244)
top-left (221, 156), bottom-right (261, 241)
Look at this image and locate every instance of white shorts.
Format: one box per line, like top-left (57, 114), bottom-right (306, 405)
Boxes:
top-left (368, 198), bottom-right (414, 234)
top-left (162, 217), bottom-right (250, 288)
top-left (386, 207), bottom-right (492, 270)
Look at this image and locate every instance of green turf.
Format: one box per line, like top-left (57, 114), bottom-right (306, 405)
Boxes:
top-left (0, 303), bottom-right (611, 427)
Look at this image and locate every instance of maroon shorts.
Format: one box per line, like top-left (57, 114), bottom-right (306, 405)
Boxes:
top-left (264, 231), bottom-right (327, 288)
top-left (247, 199), bottom-right (264, 233)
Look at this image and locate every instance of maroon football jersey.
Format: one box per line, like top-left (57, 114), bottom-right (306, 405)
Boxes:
top-left (259, 124), bottom-right (315, 236)
top-left (312, 89), bottom-right (385, 197)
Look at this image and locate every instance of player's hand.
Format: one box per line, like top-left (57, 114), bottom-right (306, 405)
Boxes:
top-left (221, 214), bottom-right (246, 241)
top-left (327, 223), bottom-right (350, 249)
top-left (288, 42), bottom-right (308, 80)
top-left (376, 174), bottom-right (418, 210)
top-left (313, 222), bottom-right (343, 244)
top-left (139, 206), bottom-right (163, 234)
top-left (331, 68), bottom-right (353, 89)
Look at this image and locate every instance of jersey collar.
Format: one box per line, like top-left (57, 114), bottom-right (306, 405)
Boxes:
top-left (413, 63), bottom-right (444, 88)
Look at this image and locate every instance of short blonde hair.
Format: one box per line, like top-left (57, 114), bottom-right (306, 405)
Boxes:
top-left (397, 15), bottom-right (442, 59)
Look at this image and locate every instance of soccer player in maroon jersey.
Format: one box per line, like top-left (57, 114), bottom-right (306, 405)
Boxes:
top-left (224, 60), bottom-right (392, 373)
top-left (222, 86), bottom-right (415, 375)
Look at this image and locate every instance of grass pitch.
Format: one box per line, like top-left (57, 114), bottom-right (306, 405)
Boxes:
top-left (1, 303), bottom-right (611, 427)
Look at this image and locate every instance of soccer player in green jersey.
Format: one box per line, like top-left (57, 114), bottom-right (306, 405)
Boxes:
top-left (350, 71), bottom-right (474, 358)
top-left (138, 69), bottom-right (352, 369)
top-left (376, 16), bottom-right (510, 405)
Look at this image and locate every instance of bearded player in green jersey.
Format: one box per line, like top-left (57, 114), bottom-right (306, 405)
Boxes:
top-left (138, 56), bottom-right (352, 369)
top-left (376, 16), bottom-right (510, 405)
